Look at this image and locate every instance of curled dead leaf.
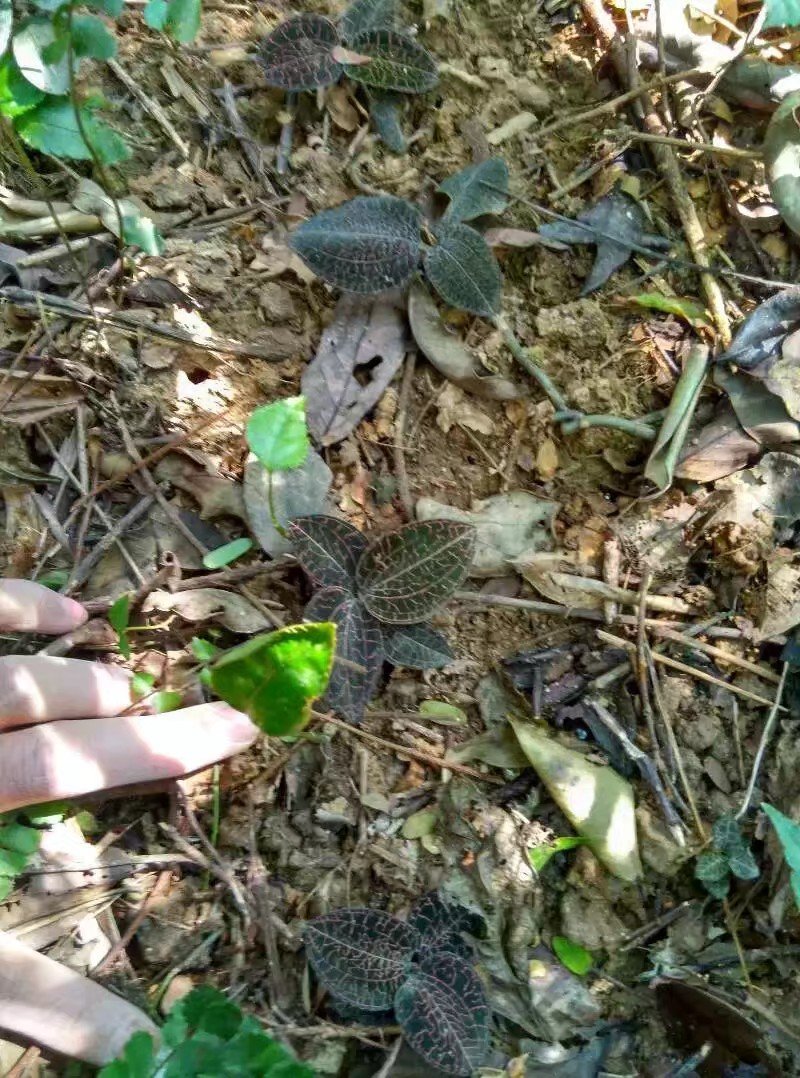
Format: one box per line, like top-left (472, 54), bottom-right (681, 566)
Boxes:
top-left (142, 588), bottom-right (272, 633)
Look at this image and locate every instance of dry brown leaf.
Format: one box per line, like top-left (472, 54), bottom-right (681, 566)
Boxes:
top-left (512, 550), bottom-right (603, 608)
top-left (155, 455), bottom-right (246, 520)
top-left (535, 438), bottom-right (559, 480)
top-left (326, 84), bottom-right (360, 131)
top-left (142, 588), bottom-right (271, 633)
top-left (436, 383), bottom-right (493, 435)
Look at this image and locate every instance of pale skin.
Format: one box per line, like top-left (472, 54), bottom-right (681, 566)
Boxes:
top-left (0, 579), bottom-right (259, 1065)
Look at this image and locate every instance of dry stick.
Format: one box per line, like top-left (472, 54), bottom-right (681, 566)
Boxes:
top-left (318, 712), bottom-right (504, 785)
top-left (221, 80), bottom-right (279, 199)
top-left (372, 1036), bottom-right (404, 1078)
top-left (276, 92), bottom-right (297, 175)
top-left (635, 572), bottom-right (669, 785)
top-left (107, 57), bottom-right (190, 159)
top-left (546, 572), bottom-right (691, 613)
top-left (581, 0), bottom-right (731, 347)
top-left (602, 538), bottom-right (620, 625)
top-left (650, 624), bottom-right (782, 686)
top-left (92, 869), bottom-right (172, 976)
top-left (68, 494), bottom-right (156, 592)
top-left (597, 629), bottom-right (788, 712)
top-left (624, 130), bottom-right (761, 160)
top-left (394, 351), bottom-right (416, 519)
top-left (736, 662), bottom-right (790, 821)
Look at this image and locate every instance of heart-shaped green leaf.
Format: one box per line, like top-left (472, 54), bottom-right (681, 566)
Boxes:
top-left (552, 935), bottom-right (592, 976)
top-left (210, 622), bottom-right (335, 735)
top-left (423, 223), bottom-right (502, 317)
top-left (257, 14), bottom-right (343, 91)
top-left (305, 588), bottom-right (383, 723)
top-left (246, 396), bottom-right (309, 472)
top-left (344, 30), bottom-right (437, 94)
top-left (357, 520), bottom-right (475, 623)
top-left (439, 158), bottom-right (509, 225)
top-left (289, 514), bottom-right (367, 591)
top-left (383, 623), bottom-right (453, 668)
top-left (291, 195), bottom-right (422, 293)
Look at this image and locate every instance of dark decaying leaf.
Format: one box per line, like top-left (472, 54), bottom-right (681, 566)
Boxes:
top-left (439, 158), bottom-right (510, 225)
top-left (124, 277), bottom-right (196, 309)
top-left (408, 279), bottom-right (524, 400)
top-left (340, 0), bottom-right (396, 43)
top-left (356, 520), bottom-right (476, 623)
top-left (394, 950), bottom-right (490, 1076)
top-left (257, 14), bottom-right (343, 91)
top-left (304, 908), bottom-right (417, 1010)
top-left (291, 195), bottom-right (422, 293)
top-left (383, 623), bottom-right (453, 668)
top-left (763, 91), bottom-right (800, 238)
top-left (718, 289), bottom-right (800, 371)
top-left (289, 515), bottom-right (367, 591)
top-left (368, 88), bottom-right (406, 152)
top-left (305, 588), bottom-right (383, 723)
top-left (301, 290), bottom-right (409, 446)
top-left (423, 224), bottom-right (502, 317)
top-left (715, 367), bottom-right (800, 446)
top-left (344, 30), bottom-right (438, 93)
top-left (539, 190), bottom-right (670, 295)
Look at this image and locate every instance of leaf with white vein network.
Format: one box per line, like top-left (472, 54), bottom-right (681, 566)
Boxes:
top-left (394, 950), bottom-right (490, 1075)
top-left (305, 588), bottom-right (383, 723)
top-left (304, 908), bottom-right (417, 1010)
top-left (423, 223), bottom-right (502, 317)
top-left (383, 623), bottom-right (453, 668)
top-left (289, 515), bottom-right (368, 591)
top-left (357, 520), bottom-right (476, 624)
top-left (257, 14), bottom-right (342, 90)
top-left (439, 158), bottom-right (509, 225)
top-left (291, 195), bottom-right (422, 293)
top-left (339, 0), bottom-right (396, 43)
top-left (368, 88), bottom-right (407, 152)
top-left (344, 29), bottom-right (438, 93)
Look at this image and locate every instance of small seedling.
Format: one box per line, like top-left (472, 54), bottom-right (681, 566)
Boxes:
top-left (762, 802), bottom-right (800, 908)
top-left (257, 0), bottom-right (436, 152)
top-left (528, 835), bottom-right (586, 873)
top-left (0, 803), bottom-right (69, 902)
top-left (246, 396), bottom-right (310, 537)
top-left (695, 814), bottom-right (759, 899)
top-left (552, 934), bottom-right (593, 976)
top-left (289, 514), bottom-right (476, 723)
top-left (304, 892), bottom-right (489, 1076)
top-left (100, 985), bottom-right (314, 1077)
top-left (202, 537), bottom-right (253, 570)
top-left (290, 159), bottom-right (656, 440)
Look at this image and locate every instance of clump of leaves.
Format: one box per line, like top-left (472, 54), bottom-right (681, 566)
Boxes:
top-left (695, 815), bottom-right (760, 899)
top-left (0, 803), bottom-right (67, 901)
top-left (257, 0), bottom-right (436, 152)
top-left (100, 985), bottom-right (314, 1077)
top-left (304, 893), bottom-right (489, 1076)
top-left (0, 0), bottom-right (199, 166)
top-left (289, 514), bottom-right (476, 723)
top-left (762, 802), bottom-right (800, 907)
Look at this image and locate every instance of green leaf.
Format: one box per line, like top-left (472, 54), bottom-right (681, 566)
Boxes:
top-left (628, 291), bottom-right (711, 328)
top-left (288, 515), bottom-right (368, 592)
top-left (108, 593), bottom-right (131, 659)
top-left (367, 88), bottom-right (406, 152)
top-left (257, 13), bottom-right (342, 91)
top-left (552, 934), bottom-right (593, 976)
top-left (0, 878), bottom-right (12, 901)
top-left (402, 808), bottom-right (437, 839)
top-left (340, 0), bottom-right (396, 42)
top-left (528, 835), bottom-right (586, 873)
top-left (0, 54), bottom-right (44, 119)
top-left (210, 622), bottom-right (335, 735)
top-left (13, 18), bottom-right (70, 94)
top-left (162, 0), bottom-right (201, 43)
top-left (764, 0), bottom-right (800, 29)
top-left (72, 178), bottom-right (163, 254)
top-left (0, 0), bottom-right (13, 57)
top-left (440, 158), bottom-right (509, 225)
top-left (383, 623), bottom-right (453, 669)
top-left (35, 568), bottom-right (69, 590)
top-left (190, 636), bottom-right (220, 663)
top-left (131, 671), bottom-right (155, 699)
top-left (72, 14), bottom-right (117, 59)
top-left (291, 195), bottom-right (422, 293)
top-left (87, 0), bottom-right (124, 15)
top-left (763, 802), bottom-right (800, 907)
top-left (644, 344), bottom-right (708, 491)
top-left (423, 223), bottom-right (502, 317)
top-left (728, 846), bottom-right (760, 881)
top-left (344, 29), bottom-right (437, 94)
top-left (142, 0), bottom-right (168, 29)
top-left (17, 97), bottom-right (130, 163)
top-left (304, 589), bottom-right (383, 724)
top-left (246, 397), bottom-right (309, 472)
top-left (0, 823), bottom-right (41, 856)
top-left (0, 847), bottom-right (30, 877)
top-left (356, 519), bottom-right (476, 623)
top-left (202, 537), bottom-right (253, 570)
top-left (695, 850), bottom-right (731, 898)
top-left (764, 90), bottom-right (800, 237)
top-left (418, 699), bottom-right (467, 725)
top-left (152, 690), bottom-right (182, 713)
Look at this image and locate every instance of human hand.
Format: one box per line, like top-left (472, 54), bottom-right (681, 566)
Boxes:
top-left (0, 579), bottom-right (258, 813)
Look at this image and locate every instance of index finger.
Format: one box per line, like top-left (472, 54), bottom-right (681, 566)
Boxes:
top-left (0, 580), bottom-right (87, 634)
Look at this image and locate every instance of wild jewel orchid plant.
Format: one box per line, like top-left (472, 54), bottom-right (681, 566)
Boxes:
top-left (257, 0), bottom-right (437, 152)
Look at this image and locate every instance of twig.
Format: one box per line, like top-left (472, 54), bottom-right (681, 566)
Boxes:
top-left (67, 494), bottom-right (156, 592)
top-left (603, 538), bottom-right (620, 625)
top-left (394, 351), bottom-right (416, 519)
top-left (107, 57), bottom-right (190, 159)
top-left (650, 624), bottom-right (782, 685)
top-left (736, 662), bottom-right (789, 821)
top-left (372, 1036), bottom-right (404, 1078)
top-left (276, 92), bottom-right (297, 175)
top-left (636, 573), bottom-right (667, 781)
top-left (731, 697), bottom-right (746, 787)
top-left (547, 572), bottom-right (692, 613)
top-left (220, 79), bottom-right (278, 198)
top-left (625, 130), bottom-right (760, 160)
top-left (93, 869), bottom-right (172, 975)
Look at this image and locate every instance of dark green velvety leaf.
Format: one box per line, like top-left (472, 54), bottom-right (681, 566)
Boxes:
top-left (210, 622), bottom-right (335, 736)
top-left (357, 520), bottom-right (476, 624)
top-left (695, 851), bottom-right (731, 898)
top-left (17, 98), bottom-right (129, 162)
top-left (712, 814), bottom-right (746, 856)
top-left (345, 29), bottom-right (437, 94)
top-left (394, 950), bottom-right (490, 1075)
top-left (291, 195), bottom-right (421, 293)
top-left (305, 588), bottom-right (383, 724)
top-left (257, 14), bottom-right (342, 91)
top-left (383, 623), bottom-right (453, 669)
top-left (440, 158), bottom-right (509, 225)
top-left (368, 88), bottom-right (406, 152)
top-left (340, 0), bottom-right (396, 42)
top-left (289, 514), bottom-right (367, 590)
top-left (304, 907), bottom-right (417, 1010)
top-left (71, 14), bottom-right (117, 59)
top-left (728, 847), bottom-right (760, 881)
top-left (423, 223), bottom-right (502, 317)
top-left (408, 892), bottom-right (482, 961)
top-left (13, 18), bottom-right (70, 94)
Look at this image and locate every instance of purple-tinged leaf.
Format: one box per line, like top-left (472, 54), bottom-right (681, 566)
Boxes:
top-left (407, 892), bottom-right (482, 961)
top-left (356, 520), bottom-right (475, 624)
top-left (305, 588), bottom-right (383, 723)
top-left (302, 290), bottom-right (409, 446)
top-left (394, 950), bottom-right (490, 1075)
top-left (288, 515), bottom-right (367, 591)
top-left (304, 908), bottom-right (417, 1010)
top-left (340, 0), bottom-right (396, 42)
top-left (344, 30), bottom-right (438, 94)
top-left (423, 223), bottom-right (502, 317)
top-left (257, 14), bottom-right (342, 91)
top-left (291, 195), bottom-right (422, 294)
top-left (383, 623), bottom-right (453, 669)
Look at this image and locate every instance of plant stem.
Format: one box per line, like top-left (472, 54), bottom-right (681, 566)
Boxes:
top-left (556, 411), bottom-right (658, 440)
top-left (493, 315), bottom-right (569, 412)
top-left (267, 470), bottom-right (287, 538)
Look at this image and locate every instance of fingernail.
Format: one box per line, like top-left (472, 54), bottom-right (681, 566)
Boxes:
top-left (61, 596), bottom-right (88, 628)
